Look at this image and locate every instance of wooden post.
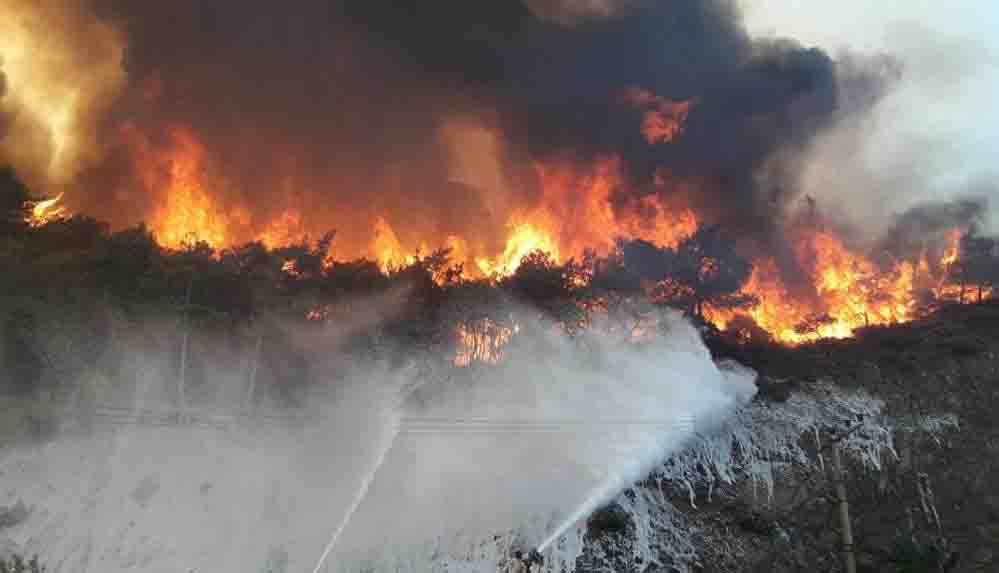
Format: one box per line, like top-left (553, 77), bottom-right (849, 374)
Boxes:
top-left (831, 445), bottom-right (857, 573)
top-left (177, 276), bottom-right (193, 424)
top-left (244, 333), bottom-right (263, 416)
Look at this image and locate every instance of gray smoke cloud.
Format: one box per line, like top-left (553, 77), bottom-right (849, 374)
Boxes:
top-left (786, 19), bottom-right (999, 240)
top-left (878, 194), bottom-right (990, 261)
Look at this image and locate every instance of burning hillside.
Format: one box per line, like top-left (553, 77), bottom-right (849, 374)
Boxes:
top-left (703, 228), bottom-right (982, 344)
top-left (20, 114), bottom-right (993, 348)
top-left (2, 0), bottom-right (997, 350)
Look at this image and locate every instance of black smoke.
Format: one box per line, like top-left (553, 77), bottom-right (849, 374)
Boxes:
top-left (879, 195), bottom-right (991, 262)
top-left (80, 0), bottom-right (894, 256)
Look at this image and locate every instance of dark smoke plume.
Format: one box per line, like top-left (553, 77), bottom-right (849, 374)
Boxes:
top-left (70, 0), bottom-right (894, 255)
top-left (879, 194), bottom-right (991, 261)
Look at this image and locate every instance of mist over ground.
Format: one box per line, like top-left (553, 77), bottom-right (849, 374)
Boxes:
top-left (0, 302), bottom-right (755, 572)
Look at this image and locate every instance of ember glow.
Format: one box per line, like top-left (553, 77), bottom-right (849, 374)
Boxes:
top-left (453, 319), bottom-right (518, 367)
top-left (621, 88), bottom-right (694, 145)
top-left (281, 259), bottom-right (301, 277)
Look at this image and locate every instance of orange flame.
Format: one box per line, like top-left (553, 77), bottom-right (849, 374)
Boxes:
top-left (372, 216), bottom-right (420, 272)
top-left (621, 88), bottom-right (693, 145)
top-left (109, 106), bottom-right (990, 346)
top-left (281, 259), bottom-right (302, 277)
top-left (125, 125), bottom-right (232, 249)
top-left (28, 193), bottom-right (68, 227)
top-left (532, 157), bottom-right (698, 259)
top-left (259, 209), bottom-right (308, 249)
top-left (705, 228), bottom-right (984, 344)
top-left (476, 222), bottom-right (559, 277)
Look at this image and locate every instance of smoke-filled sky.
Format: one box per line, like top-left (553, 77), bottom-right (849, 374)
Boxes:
top-left (742, 0), bottom-right (999, 232)
top-left (1, 0), bottom-right (995, 255)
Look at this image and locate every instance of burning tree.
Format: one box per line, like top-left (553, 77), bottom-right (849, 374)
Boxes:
top-left (501, 250), bottom-right (586, 330)
top-left (948, 230), bottom-right (998, 304)
top-left (584, 247), bottom-right (655, 339)
top-left (620, 226), bottom-right (756, 322)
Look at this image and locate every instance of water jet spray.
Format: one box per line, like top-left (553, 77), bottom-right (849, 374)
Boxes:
top-left (310, 422), bottom-right (400, 573)
top-left (537, 415), bottom-right (697, 554)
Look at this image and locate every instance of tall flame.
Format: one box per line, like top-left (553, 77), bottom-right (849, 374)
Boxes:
top-left (372, 216), bottom-right (419, 272)
top-left (125, 125), bottom-right (232, 249)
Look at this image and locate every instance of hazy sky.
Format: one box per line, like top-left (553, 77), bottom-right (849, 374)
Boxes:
top-left (741, 0), bottom-right (999, 229)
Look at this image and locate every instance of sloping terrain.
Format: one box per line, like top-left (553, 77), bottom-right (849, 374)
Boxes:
top-left (579, 301), bottom-right (999, 572)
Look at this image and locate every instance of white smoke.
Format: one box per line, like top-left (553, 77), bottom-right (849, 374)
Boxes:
top-left (0, 307), bottom-right (755, 572)
top-left (324, 311), bottom-right (756, 569)
top-left (742, 1), bottom-right (999, 236)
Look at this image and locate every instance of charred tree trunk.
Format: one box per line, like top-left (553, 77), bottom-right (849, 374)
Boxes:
top-left (831, 445), bottom-right (857, 573)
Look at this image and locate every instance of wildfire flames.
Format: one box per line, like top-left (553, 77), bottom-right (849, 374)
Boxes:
top-left (259, 209), bottom-right (308, 250)
top-left (23, 100), bottom-right (991, 352)
top-left (475, 222), bottom-right (560, 277)
top-left (621, 88), bottom-right (693, 145)
top-left (704, 230), bottom-right (971, 345)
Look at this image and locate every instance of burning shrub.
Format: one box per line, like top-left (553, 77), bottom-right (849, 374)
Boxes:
top-left (617, 226), bottom-right (756, 321)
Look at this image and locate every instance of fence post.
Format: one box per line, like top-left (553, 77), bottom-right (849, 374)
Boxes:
top-left (245, 332), bottom-right (263, 416)
top-left (177, 275), bottom-right (193, 424)
top-left (831, 445), bottom-right (857, 573)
